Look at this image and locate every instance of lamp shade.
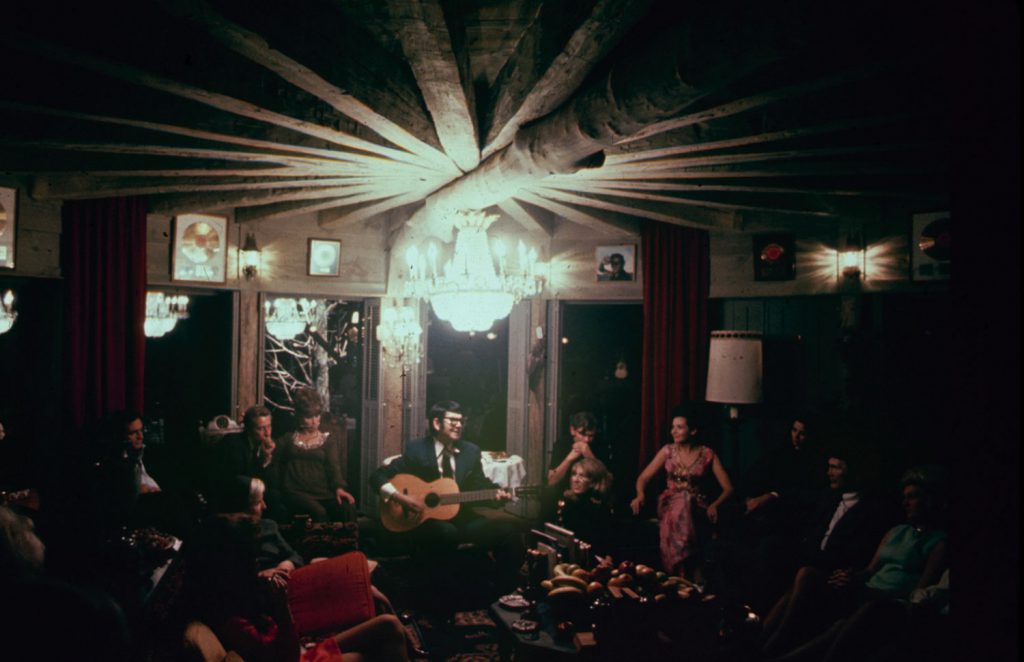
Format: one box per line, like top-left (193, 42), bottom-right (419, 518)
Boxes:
top-left (705, 330), bottom-right (763, 404)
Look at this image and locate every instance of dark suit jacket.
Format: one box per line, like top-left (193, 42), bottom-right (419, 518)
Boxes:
top-left (220, 432), bottom-right (267, 480)
top-left (368, 436), bottom-right (499, 496)
top-left (800, 490), bottom-right (897, 570)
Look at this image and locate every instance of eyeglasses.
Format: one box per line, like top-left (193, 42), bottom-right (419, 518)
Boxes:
top-left (443, 415), bottom-right (466, 426)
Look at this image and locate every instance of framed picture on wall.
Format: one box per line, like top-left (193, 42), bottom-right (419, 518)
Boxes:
top-left (911, 211), bottom-right (950, 281)
top-left (308, 238), bottom-right (341, 277)
top-left (596, 244), bottom-right (636, 281)
top-left (752, 233), bottom-right (796, 281)
top-left (171, 213), bottom-right (227, 283)
top-left (0, 186), bottom-right (16, 269)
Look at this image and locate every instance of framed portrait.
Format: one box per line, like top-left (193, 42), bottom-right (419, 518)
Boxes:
top-left (911, 211), bottom-right (950, 281)
top-left (171, 213), bottom-right (227, 283)
top-left (595, 244), bottom-right (636, 282)
top-left (0, 186), bottom-right (17, 270)
top-left (752, 233), bottom-right (796, 281)
top-left (308, 238), bottom-right (341, 277)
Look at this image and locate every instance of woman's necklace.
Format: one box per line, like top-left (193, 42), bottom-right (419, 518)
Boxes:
top-left (294, 429), bottom-right (327, 450)
top-left (671, 444), bottom-right (702, 474)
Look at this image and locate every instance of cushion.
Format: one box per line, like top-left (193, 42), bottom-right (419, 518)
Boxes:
top-left (287, 551), bottom-right (375, 637)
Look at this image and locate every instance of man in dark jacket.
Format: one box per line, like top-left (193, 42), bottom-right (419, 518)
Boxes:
top-left (369, 401), bottom-right (523, 616)
top-left (217, 405), bottom-right (286, 521)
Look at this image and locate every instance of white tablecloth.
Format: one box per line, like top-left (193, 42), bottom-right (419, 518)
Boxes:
top-left (382, 451), bottom-right (526, 488)
top-left (481, 452), bottom-right (527, 489)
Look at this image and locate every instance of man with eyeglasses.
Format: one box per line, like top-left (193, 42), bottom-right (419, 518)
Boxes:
top-left (369, 400), bottom-right (523, 627)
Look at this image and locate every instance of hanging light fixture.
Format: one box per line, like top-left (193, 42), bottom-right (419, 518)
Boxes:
top-left (404, 209), bottom-right (543, 332)
top-left (0, 289), bottom-right (17, 335)
top-left (240, 233), bottom-right (261, 280)
top-left (376, 300), bottom-right (422, 369)
top-left (144, 291), bottom-right (189, 338)
top-left (264, 297), bottom-right (319, 339)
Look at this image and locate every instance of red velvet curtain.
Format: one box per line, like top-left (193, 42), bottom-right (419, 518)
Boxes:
top-left (62, 197), bottom-right (147, 432)
top-left (639, 223), bottom-right (710, 468)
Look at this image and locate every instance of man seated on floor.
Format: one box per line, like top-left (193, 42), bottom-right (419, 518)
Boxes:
top-left (369, 400), bottom-right (525, 619)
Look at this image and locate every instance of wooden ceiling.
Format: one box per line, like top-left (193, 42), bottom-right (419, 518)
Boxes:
top-left (1, 0), bottom-right (956, 241)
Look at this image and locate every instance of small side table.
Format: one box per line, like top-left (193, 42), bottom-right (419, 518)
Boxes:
top-left (489, 601), bottom-right (591, 662)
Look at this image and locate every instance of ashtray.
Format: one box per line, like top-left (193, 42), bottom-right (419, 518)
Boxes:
top-left (499, 593), bottom-right (531, 610)
top-left (511, 618), bottom-right (539, 633)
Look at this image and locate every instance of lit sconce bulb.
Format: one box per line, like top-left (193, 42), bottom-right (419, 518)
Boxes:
top-left (350, 311), bottom-right (360, 324)
top-left (561, 336), bottom-right (569, 345)
top-left (535, 325), bottom-right (544, 340)
top-left (2, 290), bottom-right (13, 307)
top-left (486, 332), bottom-right (497, 340)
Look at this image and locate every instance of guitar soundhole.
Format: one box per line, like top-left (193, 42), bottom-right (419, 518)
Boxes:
top-left (424, 492), bottom-right (440, 508)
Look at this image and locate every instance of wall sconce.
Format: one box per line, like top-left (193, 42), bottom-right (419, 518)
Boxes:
top-left (0, 289), bottom-right (17, 335)
top-left (838, 233), bottom-right (865, 281)
top-left (241, 233), bottom-right (261, 280)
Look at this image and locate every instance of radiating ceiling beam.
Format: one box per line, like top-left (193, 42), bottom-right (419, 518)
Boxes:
top-left (482, 0), bottom-right (651, 159)
top-left (386, 0), bottom-right (480, 172)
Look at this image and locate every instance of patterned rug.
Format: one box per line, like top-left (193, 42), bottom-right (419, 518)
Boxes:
top-left (405, 609), bottom-right (501, 662)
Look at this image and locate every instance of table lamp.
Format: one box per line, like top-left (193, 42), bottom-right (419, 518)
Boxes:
top-left (705, 330), bottom-right (763, 472)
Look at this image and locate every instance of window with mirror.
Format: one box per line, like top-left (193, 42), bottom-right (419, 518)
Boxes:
top-left (263, 296), bottom-right (364, 488)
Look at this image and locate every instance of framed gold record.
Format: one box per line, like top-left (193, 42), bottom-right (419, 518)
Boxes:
top-left (172, 213), bottom-right (227, 283)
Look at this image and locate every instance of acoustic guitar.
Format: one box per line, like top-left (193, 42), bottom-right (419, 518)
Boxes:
top-left (380, 474), bottom-right (540, 532)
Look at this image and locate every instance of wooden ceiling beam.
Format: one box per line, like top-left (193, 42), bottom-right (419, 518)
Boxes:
top-left (317, 190), bottom-right (435, 229)
top-left (482, 0), bottom-right (650, 159)
top-left (161, 0), bottom-right (453, 171)
top-left (538, 185), bottom-right (837, 218)
top-left (147, 184), bottom-right (395, 216)
top-left (0, 100), bottom-right (438, 172)
top-left (606, 116), bottom-right (906, 164)
top-left (6, 35), bottom-right (429, 167)
top-left (514, 190), bottom-right (631, 236)
top-left (386, 0), bottom-right (480, 172)
top-left (31, 175), bottom-right (385, 201)
top-left (496, 198), bottom-right (553, 237)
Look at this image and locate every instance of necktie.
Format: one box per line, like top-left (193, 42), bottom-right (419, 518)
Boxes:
top-left (441, 449), bottom-right (454, 478)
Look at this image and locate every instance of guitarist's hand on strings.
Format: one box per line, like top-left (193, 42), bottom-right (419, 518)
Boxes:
top-left (389, 491), bottom-right (425, 514)
top-left (495, 488), bottom-right (513, 502)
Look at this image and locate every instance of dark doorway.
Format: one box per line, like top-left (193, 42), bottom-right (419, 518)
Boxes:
top-left (425, 310), bottom-right (510, 451)
top-left (558, 302), bottom-right (643, 511)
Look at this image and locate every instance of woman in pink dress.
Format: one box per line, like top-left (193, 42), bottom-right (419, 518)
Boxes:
top-left (631, 407), bottom-right (733, 581)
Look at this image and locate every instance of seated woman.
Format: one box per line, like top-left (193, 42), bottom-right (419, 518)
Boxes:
top-left (761, 465), bottom-right (949, 659)
top-left (630, 405), bottom-right (733, 582)
top-left (182, 514), bottom-right (408, 662)
top-left (274, 388), bottom-right (355, 523)
top-left (554, 457), bottom-right (615, 555)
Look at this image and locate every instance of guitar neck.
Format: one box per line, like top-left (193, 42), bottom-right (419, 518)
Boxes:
top-left (437, 488), bottom-right (502, 505)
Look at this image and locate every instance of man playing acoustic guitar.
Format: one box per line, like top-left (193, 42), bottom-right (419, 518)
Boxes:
top-left (369, 401), bottom-right (525, 621)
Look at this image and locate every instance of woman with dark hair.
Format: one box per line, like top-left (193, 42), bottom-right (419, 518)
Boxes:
top-left (182, 515), bottom-right (408, 662)
top-left (554, 456), bottom-right (615, 554)
top-left (275, 388), bottom-right (355, 522)
top-left (761, 465), bottom-right (949, 659)
top-left (630, 406), bottom-right (733, 581)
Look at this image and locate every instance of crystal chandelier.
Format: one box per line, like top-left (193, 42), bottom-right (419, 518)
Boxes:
top-left (376, 300), bottom-right (422, 369)
top-left (0, 289), bottom-right (17, 335)
top-left (264, 297), bottom-right (320, 340)
top-left (144, 292), bottom-right (189, 338)
top-left (404, 210), bottom-right (543, 332)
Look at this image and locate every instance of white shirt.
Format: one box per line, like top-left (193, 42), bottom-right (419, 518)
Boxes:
top-left (434, 440), bottom-right (459, 477)
top-left (820, 491), bottom-right (860, 551)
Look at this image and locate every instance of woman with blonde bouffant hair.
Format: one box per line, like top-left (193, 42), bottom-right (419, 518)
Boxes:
top-left (275, 387), bottom-right (355, 522)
